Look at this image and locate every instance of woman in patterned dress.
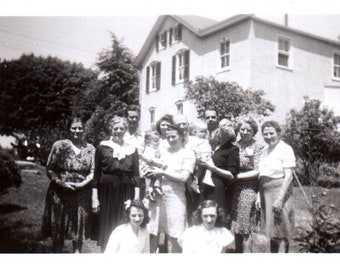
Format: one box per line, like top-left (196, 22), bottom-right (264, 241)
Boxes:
top-left (91, 116), bottom-right (140, 252)
top-left (231, 117), bottom-right (263, 253)
top-left (41, 117), bottom-right (95, 253)
top-left (257, 121), bottom-right (296, 253)
top-left (147, 124), bottom-right (196, 253)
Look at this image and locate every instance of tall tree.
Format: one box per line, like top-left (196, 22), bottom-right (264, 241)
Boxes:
top-left (185, 76), bottom-right (275, 120)
top-left (85, 33), bottom-right (139, 146)
top-left (0, 54), bottom-right (98, 162)
top-left (283, 97), bottom-right (340, 185)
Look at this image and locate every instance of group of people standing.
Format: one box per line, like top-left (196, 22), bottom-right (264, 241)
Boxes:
top-left (40, 105), bottom-right (296, 254)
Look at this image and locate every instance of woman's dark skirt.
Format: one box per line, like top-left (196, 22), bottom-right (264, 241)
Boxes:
top-left (96, 180), bottom-right (135, 251)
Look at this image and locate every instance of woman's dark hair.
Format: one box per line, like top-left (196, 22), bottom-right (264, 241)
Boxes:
top-left (191, 200), bottom-right (228, 228)
top-left (155, 114), bottom-right (174, 135)
top-left (123, 200), bottom-right (150, 228)
top-left (166, 123), bottom-right (185, 139)
top-left (261, 120), bottom-right (281, 135)
top-left (235, 116), bottom-right (259, 136)
top-left (67, 117), bottom-right (84, 130)
top-left (67, 117), bottom-right (86, 144)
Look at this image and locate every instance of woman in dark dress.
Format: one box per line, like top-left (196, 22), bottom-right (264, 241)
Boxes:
top-left (199, 118), bottom-right (240, 222)
top-left (91, 116), bottom-right (140, 252)
top-left (41, 117), bottom-right (95, 253)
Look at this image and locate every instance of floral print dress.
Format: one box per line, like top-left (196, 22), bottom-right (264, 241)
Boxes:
top-left (41, 139), bottom-right (95, 242)
top-left (230, 139), bottom-right (263, 235)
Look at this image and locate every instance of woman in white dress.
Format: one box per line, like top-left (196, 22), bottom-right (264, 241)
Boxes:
top-left (148, 124), bottom-right (196, 253)
top-left (105, 200), bottom-right (150, 253)
top-left (257, 120), bottom-right (296, 253)
top-left (178, 200), bottom-right (234, 253)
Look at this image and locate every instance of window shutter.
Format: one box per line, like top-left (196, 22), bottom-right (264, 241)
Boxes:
top-left (164, 31), bottom-right (167, 48)
top-left (169, 28), bottom-right (173, 46)
top-left (146, 66), bottom-right (150, 93)
top-left (156, 35), bottom-right (159, 52)
top-left (172, 55), bottom-right (176, 86)
top-left (156, 62), bottom-right (161, 90)
top-left (178, 24), bottom-right (182, 40)
top-left (184, 50), bottom-right (190, 81)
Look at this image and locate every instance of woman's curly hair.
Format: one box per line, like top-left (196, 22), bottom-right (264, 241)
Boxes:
top-left (155, 114), bottom-right (174, 135)
top-left (122, 200), bottom-right (150, 229)
top-left (191, 200), bottom-right (228, 228)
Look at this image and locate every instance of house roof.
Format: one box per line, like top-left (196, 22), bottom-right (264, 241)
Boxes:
top-left (134, 14), bottom-right (340, 67)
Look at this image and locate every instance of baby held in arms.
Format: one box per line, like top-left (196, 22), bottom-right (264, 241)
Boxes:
top-left (191, 121), bottom-right (214, 188)
top-left (140, 130), bottom-right (167, 201)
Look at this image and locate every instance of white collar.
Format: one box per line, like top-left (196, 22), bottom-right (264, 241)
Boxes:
top-left (100, 137), bottom-right (136, 160)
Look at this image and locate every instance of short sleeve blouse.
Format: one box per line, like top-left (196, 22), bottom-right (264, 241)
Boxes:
top-left (178, 224), bottom-right (234, 253)
top-left (258, 140), bottom-right (296, 179)
top-left (105, 223), bottom-right (150, 253)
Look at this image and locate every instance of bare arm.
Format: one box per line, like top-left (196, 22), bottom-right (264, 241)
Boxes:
top-left (273, 168), bottom-right (294, 212)
top-left (198, 159), bottom-right (234, 180)
top-left (237, 170), bottom-right (259, 180)
top-left (149, 167), bottom-right (191, 184)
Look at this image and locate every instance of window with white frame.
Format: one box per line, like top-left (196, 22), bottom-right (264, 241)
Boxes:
top-left (149, 107), bottom-right (156, 125)
top-left (175, 100), bottom-right (183, 114)
top-left (156, 31), bottom-right (167, 51)
top-left (219, 39), bottom-right (230, 69)
top-left (278, 36), bottom-right (291, 68)
top-left (169, 24), bottom-right (182, 45)
top-left (172, 49), bottom-right (190, 85)
top-left (333, 52), bottom-right (340, 79)
top-left (146, 61), bottom-right (161, 93)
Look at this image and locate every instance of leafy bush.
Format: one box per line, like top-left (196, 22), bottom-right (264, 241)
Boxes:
top-left (294, 192), bottom-right (340, 252)
top-left (184, 76), bottom-right (275, 120)
top-left (0, 149), bottom-right (22, 195)
top-left (283, 97), bottom-right (340, 185)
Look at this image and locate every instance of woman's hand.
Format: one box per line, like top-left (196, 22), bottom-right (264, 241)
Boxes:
top-left (255, 193), bottom-right (261, 210)
top-left (92, 199), bottom-right (100, 213)
top-left (70, 181), bottom-right (87, 190)
top-left (272, 198), bottom-right (283, 213)
top-left (92, 188), bottom-right (100, 213)
top-left (59, 181), bottom-right (75, 191)
top-left (197, 158), bottom-right (215, 171)
top-left (148, 168), bottom-right (164, 178)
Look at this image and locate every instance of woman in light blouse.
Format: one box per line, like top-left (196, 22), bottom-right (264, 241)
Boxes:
top-left (257, 120), bottom-right (296, 253)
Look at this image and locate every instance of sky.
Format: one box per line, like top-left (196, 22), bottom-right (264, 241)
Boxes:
top-left (0, 0), bottom-right (340, 69)
top-left (0, 0), bottom-right (340, 147)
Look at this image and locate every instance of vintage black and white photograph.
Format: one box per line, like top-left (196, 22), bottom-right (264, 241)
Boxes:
top-left (0, 0), bottom-right (339, 263)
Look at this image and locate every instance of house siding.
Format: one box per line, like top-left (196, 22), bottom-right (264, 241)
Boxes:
top-left (138, 16), bottom-right (340, 131)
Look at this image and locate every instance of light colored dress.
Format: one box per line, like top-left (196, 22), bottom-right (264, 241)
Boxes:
top-left (148, 147), bottom-right (196, 238)
top-left (258, 140), bottom-right (296, 239)
top-left (178, 224), bottom-right (234, 253)
top-left (105, 223), bottom-right (150, 253)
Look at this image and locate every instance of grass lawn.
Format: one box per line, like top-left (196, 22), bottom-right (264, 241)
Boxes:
top-left (0, 165), bottom-right (100, 253)
top-left (0, 165), bottom-right (339, 253)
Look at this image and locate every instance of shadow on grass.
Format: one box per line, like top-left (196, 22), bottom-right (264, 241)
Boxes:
top-left (0, 203), bottom-right (27, 214)
top-left (0, 219), bottom-right (51, 253)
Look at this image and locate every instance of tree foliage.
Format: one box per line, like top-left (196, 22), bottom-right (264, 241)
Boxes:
top-left (0, 149), bottom-right (21, 195)
top-left (283, 97), bottom-right (340, 185)
top-left (184, 76), bottom-right (275, 120)
top-left (0, 54), bottom-right (98, 162)
top-left (84, 33), bottom-right (139, 146)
